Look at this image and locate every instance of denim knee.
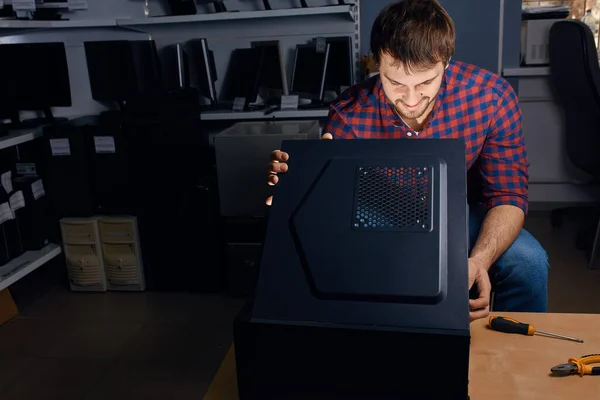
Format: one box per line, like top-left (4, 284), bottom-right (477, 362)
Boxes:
top-left (491, 230), bottom-right (549, 312)
top-left (495, 231), bottom-right (549, 286)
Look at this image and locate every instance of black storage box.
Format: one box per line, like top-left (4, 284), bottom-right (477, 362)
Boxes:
top-left (234, 138), bottom-right (471, 399)
top-left (13, 176), bottom-right (50, 251)
top-left (42, 116), bottom-right (97, 219)
top-left (0, 185), bottom-right (22, 261)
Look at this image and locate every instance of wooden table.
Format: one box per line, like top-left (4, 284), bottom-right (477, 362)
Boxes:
top-left (204, 313), bottom-right (600, 399)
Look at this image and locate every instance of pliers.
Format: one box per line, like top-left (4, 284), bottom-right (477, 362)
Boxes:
top-left (551, 354), bottom-right (600, 377)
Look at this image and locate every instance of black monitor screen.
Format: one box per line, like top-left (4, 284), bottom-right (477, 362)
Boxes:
top-left (84, 40), bottom-right (163, 102)
top-left (0, 42), bottom-right (71, 111)
top-left (188, 38), bottom-right (218, 104)
top-left (324, 36), bottom-right (353, 92)
top-left (291, 44), bottom-right (330, 99)
top-left (251, 41), bottom-right (288, 95)
top-left (222, 48), bottom-right (265, 103)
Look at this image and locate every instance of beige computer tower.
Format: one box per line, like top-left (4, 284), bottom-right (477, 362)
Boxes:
top-left (60, 217), bottom-right (107, 292)
top-left (97, 216), bottom-right (146, 291)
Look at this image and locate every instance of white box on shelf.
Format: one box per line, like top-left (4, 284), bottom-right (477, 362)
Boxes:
top-left (521, 19), bottom-right (561, 65)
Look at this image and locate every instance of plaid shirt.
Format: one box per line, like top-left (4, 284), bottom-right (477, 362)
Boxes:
top-left (323, 60), bottom-right (529, 215)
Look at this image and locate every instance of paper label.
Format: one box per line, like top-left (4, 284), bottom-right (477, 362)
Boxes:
top-left (316, 37), bottom-right (326, 53)
top-left (0, 202), bottom-right (13, 225)
top-left (280, 95), bottom-right (299, 111)
top-left (67, 0), bottom-right (88, 10)
top-left (232, 97), bottom-right (246, 112)
top-left (12, 0), bottom-right (35, 11)
top-left (16, 163), bottom-right (36, 176)
top-left (9, 191), bottom-right (25, 213)
top-left (31, 179), bottom-right (45, 200)
top-left (1, 171), bottom-right (12, 194)
top-left (94, 136), bottom-right (116, 154)
top-left (50, 138), bottom-right (71, 156)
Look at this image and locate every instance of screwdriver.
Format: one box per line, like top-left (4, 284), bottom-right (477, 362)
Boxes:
top-left (488, 316), bottom-right (584, 343)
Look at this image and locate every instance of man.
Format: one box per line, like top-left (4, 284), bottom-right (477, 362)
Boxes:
top-left (267, 0), bottom-right (549, 321)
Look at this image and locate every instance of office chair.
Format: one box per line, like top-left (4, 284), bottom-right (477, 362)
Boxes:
top-left (548, 19), bottom-right (600, 269)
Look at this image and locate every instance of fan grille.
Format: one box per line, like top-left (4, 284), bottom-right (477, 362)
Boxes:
top-left (353, 165), bottom-right (432, 231)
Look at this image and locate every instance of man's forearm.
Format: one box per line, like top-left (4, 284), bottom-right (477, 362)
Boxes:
top-left (470, 205), bottom-right (525, 271)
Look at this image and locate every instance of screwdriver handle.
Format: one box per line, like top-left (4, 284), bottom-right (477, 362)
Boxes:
top-left (488, 316), bottom-right (535, 336)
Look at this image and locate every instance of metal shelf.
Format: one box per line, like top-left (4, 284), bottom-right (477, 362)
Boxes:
top-left (0, 19), bottom-right (117, 28)
top-left (0, 244), bottom-right (62, 292)
top-left (0, 5), bottom-right (352, 29)
top-left (117, 5), bottom-right (354, 26)
top-left (503, 67), bottom-right (551, 77)
top-left (201, 108), bottom-right (330, 121)
top-left (0, 129), bottom-right (42, 151)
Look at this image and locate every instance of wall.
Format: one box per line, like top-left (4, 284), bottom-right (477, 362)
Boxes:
top-left (360, 0), bottom-right (522, 77)
top-left (0, 0), bottom-right (356, 118)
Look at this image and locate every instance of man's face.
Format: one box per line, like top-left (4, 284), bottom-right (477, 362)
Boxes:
top-left (378, 53), bottom-right (446, 122)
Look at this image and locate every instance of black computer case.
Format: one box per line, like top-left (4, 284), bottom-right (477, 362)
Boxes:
top-left (234, 138), bottom-right (471, 399)
top-left (42, 116), bottom-right (98, 219)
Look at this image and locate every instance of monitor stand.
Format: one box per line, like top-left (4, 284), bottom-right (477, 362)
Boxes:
top-left (298, 97), bottom-right (327, 109)
top-left (213, 1), bottom-right (227, 12)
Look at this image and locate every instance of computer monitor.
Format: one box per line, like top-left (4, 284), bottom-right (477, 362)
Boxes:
top-left (222, 48), bottom-right (265, 110)
top-left (323, 36), bottom-right (353, 94)
top-left (234, 138), bottom-right (471, 399)
top-left (290, 43), bottom-right (330, 103)
top-left (167, 0), bottom-right (197, 15)
top-left (0, 42), bottom-right (71, 125)
top-left (161, 43), bottom-right (190, 91)
top-left (84, 40), bottom-right (163, 105)
top-left (187, 38), bottom-right (219, 108)
top-left (251, 40), bottom-right (289, 98)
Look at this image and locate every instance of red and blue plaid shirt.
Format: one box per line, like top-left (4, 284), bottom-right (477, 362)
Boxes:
top-left (323, 60), bottom-right (529, 215)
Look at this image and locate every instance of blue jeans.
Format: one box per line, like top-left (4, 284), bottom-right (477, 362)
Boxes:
top-left (469, 205), bottom-right (549, 313)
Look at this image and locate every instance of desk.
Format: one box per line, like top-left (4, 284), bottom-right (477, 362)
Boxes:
top-left (204, 312), bottom-right (600, 399)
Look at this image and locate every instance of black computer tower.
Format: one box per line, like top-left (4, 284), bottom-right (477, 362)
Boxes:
top-left (91, 111), bottom-right (133, 215)
top-left (234, 138), bottom-right (471, 399)
top-left (13, 176), bottom-right (51, 251)
top-left (42, 117), bottom-right (97, 219)
top-left (0, 189), bottom-right (14, 266)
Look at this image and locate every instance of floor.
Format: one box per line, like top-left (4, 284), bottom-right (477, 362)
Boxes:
top-left (0, 211), bottom-right (599, 399)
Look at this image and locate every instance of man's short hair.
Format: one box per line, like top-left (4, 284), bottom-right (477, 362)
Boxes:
top-left (370, 0), bottom-right (456, 73)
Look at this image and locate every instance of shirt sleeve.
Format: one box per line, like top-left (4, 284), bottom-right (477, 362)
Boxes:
top-left (480, 85), bottom-right (529, 215)
top-left (322, 105), bottom-right (358, 139)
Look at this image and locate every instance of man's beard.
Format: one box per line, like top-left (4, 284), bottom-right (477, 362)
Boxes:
top-left (394, 97), bottom-right (434, 120)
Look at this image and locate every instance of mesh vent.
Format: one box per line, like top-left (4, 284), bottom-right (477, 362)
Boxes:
top-left (353, 166), bottom-right (432, 231)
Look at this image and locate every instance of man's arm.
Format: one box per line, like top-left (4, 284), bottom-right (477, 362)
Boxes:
top-left (471, 83), bottom-right (528, 271)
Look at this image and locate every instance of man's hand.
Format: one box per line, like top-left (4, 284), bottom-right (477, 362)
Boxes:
top-left (468, 258), bottom-right (492, 322)
top-left (266, 133), bottom-right (333, 206)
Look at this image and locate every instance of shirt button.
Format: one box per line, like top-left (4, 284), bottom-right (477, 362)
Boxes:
top-left (407, 132), bottom-right (413, 137)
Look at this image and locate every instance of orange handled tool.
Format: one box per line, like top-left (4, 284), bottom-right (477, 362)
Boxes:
top-left (488, 316), bottom-right (584, 343)
top-left (551, 354), bottom-right (600, 376)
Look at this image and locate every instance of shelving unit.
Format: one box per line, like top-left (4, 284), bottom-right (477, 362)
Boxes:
top-left (0, 19), bottom-right (117, 29)
top-left (0, 4), bottom-right (354, 30)
top-left (117, 5), bottom-right (355, 26)
top-left (0, 244), bottom-right (62, 292)
top-left (201, 108), bottom-right (330, 121)
top-left (0, 128), bottom-right (62, 296)
top-left (0, 129), bottom-right (42, 151)
top-left (503, 66), bottom-right (551, 77)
